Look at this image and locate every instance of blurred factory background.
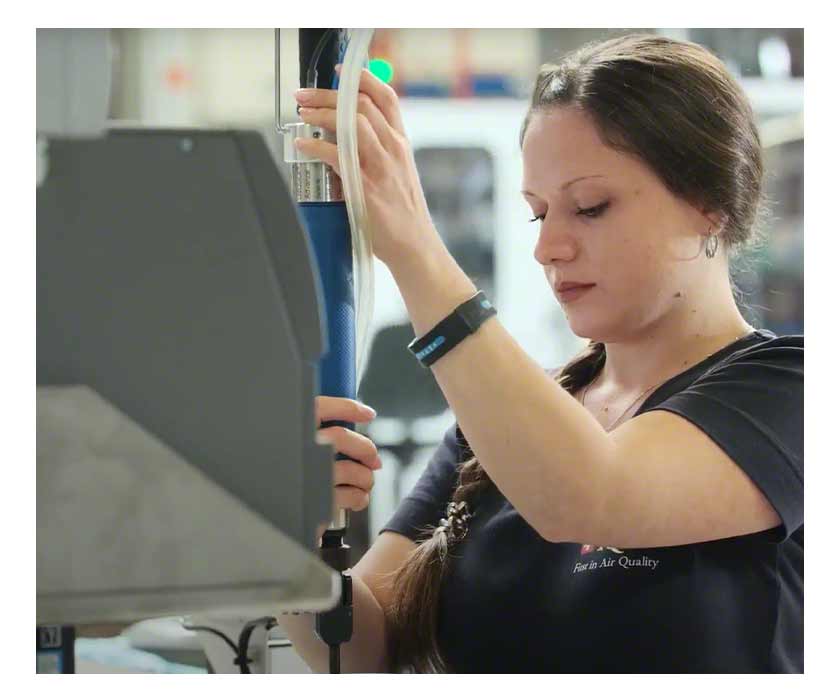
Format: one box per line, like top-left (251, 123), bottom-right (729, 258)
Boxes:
top-left (101, 28), bottom-right (803, 544)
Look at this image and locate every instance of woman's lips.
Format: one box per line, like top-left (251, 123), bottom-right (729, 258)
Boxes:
top-left (557, 284), bottom-right (596, 303)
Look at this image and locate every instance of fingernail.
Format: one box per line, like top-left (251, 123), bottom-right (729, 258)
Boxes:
top-left (335, 64), bottom-right (342, 72)
top-left (294, 89), bottom-right (316, 102)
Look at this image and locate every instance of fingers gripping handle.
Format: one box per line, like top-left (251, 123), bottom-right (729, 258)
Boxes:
top-left (319, 418), bottom-right (355, 532)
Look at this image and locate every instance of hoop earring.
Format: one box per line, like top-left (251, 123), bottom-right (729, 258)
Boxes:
top-left (704, 230), bottom-right (720, 259)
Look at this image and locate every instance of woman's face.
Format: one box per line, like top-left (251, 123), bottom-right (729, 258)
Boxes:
top-left (521, 107), bottom-right (716, 342)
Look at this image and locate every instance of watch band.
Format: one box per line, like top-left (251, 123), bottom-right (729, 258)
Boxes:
top-left (407, 290), bottom-right (497, 368)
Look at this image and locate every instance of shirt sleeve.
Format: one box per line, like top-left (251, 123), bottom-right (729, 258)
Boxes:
top-left (647, 334), bottom-right (803, 542)
top-left (378, 421), bottom-right (463, 542)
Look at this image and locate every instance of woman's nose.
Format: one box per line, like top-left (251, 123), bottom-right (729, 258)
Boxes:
top-left (533, 222), bottom-right (578, 266)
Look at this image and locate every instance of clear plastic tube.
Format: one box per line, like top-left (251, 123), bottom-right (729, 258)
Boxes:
top-left (336, 29), bottom-right (376, 390)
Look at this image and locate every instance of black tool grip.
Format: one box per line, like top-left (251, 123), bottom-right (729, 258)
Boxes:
top-left (315, 570), bottom-right (353, 648)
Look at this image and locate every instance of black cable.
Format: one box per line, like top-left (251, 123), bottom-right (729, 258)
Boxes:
top-left (330, 643), bottom-right (341, 673)
top-left (236, 617), bottom-right (278, 674)
top-left (181, 623), bottom-right (239, 657)
top-left (183, 619), bottom-right (278, 673)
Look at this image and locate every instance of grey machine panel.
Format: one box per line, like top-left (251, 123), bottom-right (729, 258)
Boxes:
top-left (37, 129), bottom-right (339, 624)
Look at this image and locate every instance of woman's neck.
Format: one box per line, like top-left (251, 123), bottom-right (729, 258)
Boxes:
top-left (595, 290), bottom-right (754, 396)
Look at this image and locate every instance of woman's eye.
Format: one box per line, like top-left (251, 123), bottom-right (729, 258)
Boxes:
top-left (576, 201), bottom-right (610, 218)
top-left (529, 202), bottom-right (609, 223)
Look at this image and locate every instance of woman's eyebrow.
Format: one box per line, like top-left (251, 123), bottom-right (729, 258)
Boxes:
top-left (521, 174), bottom-right (606, 197)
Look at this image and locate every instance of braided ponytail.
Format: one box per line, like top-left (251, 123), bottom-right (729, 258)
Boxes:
top-left (381, 340), bottom-right (606, 673)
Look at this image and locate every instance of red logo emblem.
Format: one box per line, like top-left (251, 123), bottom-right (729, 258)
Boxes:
top-left (580, 544), bottom-right (624, 555)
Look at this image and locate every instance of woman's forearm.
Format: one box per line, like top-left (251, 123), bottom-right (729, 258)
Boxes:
top-left (388, 234), bottom-right (613, 543)
top-left (277, 572), bottom-right (390, 673)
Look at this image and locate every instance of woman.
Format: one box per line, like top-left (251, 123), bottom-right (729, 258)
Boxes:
top-left (283, 34), bottom-right (803, 673)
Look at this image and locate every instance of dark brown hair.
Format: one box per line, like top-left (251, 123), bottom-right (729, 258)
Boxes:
top-left (381, 33), bottom-right (766, 673)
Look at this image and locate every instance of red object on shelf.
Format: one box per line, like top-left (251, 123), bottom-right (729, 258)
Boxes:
top-left (371, 29), bottom-right (402, 93)
top-left (453, 29), bottom-right (473, 98)
top-left (163, 62), bottom-right (192, 93)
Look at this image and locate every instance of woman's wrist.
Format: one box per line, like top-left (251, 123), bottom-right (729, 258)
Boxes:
top-left (378, 220), bottom-right (440, 271)
top-left (386, 230), bottom-right (479, 340)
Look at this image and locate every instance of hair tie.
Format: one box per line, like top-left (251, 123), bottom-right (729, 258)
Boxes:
top-left (437, 500), bottom-right (473, 542)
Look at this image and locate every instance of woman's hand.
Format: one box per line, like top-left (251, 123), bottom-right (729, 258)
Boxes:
top-left (293, 66), bottom-right (441, 268)
top-left (313, 396), bottom-right (381, 542)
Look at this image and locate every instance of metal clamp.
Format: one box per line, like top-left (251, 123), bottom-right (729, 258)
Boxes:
top-left (283, 122), bottom-right (344, 203)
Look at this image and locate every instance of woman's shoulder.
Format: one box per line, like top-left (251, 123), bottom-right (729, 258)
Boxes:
top-left (739, 328), bottom-right (802, 349)
top-left (708, 329), bottom-right (802, 374)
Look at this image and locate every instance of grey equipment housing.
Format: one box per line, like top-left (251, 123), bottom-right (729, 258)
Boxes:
top-left (37, 128), bottom-right (340, 625)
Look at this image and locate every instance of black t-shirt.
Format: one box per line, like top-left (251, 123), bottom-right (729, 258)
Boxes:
top-left (380, 329), bottom-right (803, 673)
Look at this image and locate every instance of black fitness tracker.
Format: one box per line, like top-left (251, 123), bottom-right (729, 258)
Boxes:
top-left (407, 290), bottom-right (497, 368)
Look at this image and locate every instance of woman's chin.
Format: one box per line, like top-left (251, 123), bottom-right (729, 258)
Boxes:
top-left (568, 317), bottom-right (625, 346)
top-left (564, 313), bottom-right (602, 341)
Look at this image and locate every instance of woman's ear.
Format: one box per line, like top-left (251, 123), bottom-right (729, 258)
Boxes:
top-left (702, 209), bottom-right (729, 236)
